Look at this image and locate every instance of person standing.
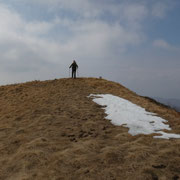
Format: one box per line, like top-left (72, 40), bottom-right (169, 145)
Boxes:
top-left (69, 60), bottom-right (78, 79)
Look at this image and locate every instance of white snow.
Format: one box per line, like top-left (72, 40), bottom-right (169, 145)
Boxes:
top-left (89, 94), bottom-right (180, 139)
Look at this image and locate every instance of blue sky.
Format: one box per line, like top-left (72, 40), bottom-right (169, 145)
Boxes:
top-left (0, 0), bottom-right (180, 99)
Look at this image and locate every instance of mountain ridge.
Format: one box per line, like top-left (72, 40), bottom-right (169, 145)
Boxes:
top-left (153, 97), bottom-right (180, 112)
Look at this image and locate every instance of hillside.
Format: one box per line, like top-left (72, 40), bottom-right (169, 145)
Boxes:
top-left (0, 78), bottom-right (179, 180)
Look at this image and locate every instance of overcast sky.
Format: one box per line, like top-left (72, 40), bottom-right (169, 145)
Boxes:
top-left (0, 0), bottom-right (180, 99)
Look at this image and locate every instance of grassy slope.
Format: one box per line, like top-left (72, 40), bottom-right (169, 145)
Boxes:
top-left (0, 78), bottom-right (179, 180)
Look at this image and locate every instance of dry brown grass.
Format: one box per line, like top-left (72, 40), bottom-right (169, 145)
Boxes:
top-left (0, 78), bottom-right (179, 180)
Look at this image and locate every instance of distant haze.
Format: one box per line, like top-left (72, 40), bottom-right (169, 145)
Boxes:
top-left (0, 0), bottom-right (180, 99)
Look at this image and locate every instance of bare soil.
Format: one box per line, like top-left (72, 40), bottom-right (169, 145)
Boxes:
top-left (0, 78), bottom-right (179, 180)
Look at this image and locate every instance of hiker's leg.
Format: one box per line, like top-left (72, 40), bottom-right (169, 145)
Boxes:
top-left (74, 70), bottom-right (76, 79)
top-left (72, 71), bottom-right (75, 78)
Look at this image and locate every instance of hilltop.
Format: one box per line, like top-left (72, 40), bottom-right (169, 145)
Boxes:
top-left (0, 78), bottom-right (179, 180)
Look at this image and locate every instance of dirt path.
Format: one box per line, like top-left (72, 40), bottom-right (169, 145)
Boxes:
top-left (0, 78), bottom-right (179, 179)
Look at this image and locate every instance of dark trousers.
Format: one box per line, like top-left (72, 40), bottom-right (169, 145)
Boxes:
top-left (72, 70), bottom-right (76, 79)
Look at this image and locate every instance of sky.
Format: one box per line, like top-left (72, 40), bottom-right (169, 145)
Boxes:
top-left (0, 0), bottom-right (180, 99)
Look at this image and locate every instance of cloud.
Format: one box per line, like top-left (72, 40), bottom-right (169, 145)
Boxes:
top-left (7, 0), bottom-right (148, 22)
top-left (0, 3), bottom-right (62, 79)
top-left (153, 39), bottom-right (179, 51)
top-left (0, 1), bottom-right (145, 65)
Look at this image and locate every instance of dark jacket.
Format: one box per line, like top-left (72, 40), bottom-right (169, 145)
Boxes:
top-left (69, 62), bottom-right (78, 71)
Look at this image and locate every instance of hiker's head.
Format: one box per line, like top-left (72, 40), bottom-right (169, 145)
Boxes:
top-left (73, 60), bottom-right (76, 63)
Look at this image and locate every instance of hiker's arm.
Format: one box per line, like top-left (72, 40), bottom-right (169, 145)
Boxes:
top-left (69, 64), bottom-right (72, 68)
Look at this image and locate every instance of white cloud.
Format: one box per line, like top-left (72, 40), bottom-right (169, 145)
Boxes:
top-left (0, 2), bottom-right (145, 64)
top-left (153, 39), bottom-right (178, 51)
top-left (0, 3), bottom-right (54, 37)
top-left (25, 21), bottom-right (54, 35)
top-left (11, 0), bottom-right (103, 19)
top-left (153, 39), bottom-right (170, 49)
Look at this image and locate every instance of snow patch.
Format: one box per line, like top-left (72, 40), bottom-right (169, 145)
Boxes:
top-left (89, 94), bottom-right (180, 139)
